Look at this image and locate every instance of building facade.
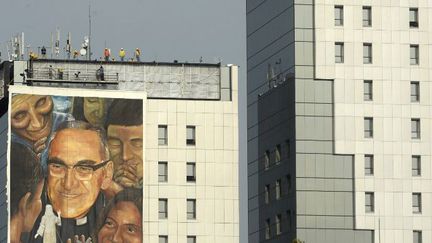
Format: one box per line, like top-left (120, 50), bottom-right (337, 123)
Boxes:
top-left (0, 59), bottom-right (239, 243)
top-left (248, 1), bottom-right (430, 243)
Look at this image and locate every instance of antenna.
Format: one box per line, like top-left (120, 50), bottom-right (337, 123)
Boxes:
top-left (88, 1), bottom-right (92, 60)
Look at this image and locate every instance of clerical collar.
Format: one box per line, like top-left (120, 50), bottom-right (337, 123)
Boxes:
top-left (76, 216), bottom-right (88, 226)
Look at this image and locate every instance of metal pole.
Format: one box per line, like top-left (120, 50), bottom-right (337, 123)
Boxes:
top-left (88, 1), bottom-right (92, 60)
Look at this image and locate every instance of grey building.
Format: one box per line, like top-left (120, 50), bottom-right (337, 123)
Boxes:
top-left (247, 0), bottom-right (375, 242)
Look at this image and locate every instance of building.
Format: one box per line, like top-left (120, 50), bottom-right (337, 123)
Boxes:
top-left (248, 1), bottom-right (430, 243)
top-left (0, 59), bottom-right (239, 243)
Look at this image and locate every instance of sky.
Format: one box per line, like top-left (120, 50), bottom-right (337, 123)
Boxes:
top-left (1, 0), bottom-right (247, 242)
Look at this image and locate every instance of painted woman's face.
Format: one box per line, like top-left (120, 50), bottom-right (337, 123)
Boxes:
top-left (11, 95), bottom-right (53, 142)
top-left (83, 97), bottom-right (106, 126)
top-left (98, 201), bottom-right (142, 243)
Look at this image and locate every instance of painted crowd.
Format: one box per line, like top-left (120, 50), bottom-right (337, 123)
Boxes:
top-left (10, 94), bottom-right (143, 243)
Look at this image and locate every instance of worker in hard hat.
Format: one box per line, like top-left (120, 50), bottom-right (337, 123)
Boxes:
top-left (104, 48), bottom-right (111, 61)
top-left (135, 48), bottom-right (141, 62)
top-left (73, 50), bottom-right (79, 59)
top-left (29, 51), bottom-right (38, 60)
top-left (119, 48), bottom-right (126, 61)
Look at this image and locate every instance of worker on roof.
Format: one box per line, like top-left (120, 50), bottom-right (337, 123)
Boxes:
top-left (73, 50), bottom-right (79, 59)
top-left (29, 51), bottom-right (38, 60)
top-left (119, 48), bottom-right (126, 61)
top-left (135, 48), bottom-right (141, 62)
top-left (41, 46), bottom-right (47, 58)
top-left (104, 48), bottom-right (111, 61)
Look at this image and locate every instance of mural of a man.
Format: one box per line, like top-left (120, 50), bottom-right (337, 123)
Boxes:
top-left (11, 94), bottom-right (72, 170)
top-left (35, 121), bottom-right (114, 242)
top-left (10, 143), bottom-right (44, 243)
top-left (106, 100), bottom-right (143, 188)
top-left (96, 188), bottom-right (143, 243)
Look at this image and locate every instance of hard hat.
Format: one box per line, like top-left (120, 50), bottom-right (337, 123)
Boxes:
top-left (121, 48), bottom-right (124, 50)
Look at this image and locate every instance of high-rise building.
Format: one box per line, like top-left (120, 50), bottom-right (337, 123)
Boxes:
top-left (0, 59), bottom-right (239, 243)
top-left (248, 1), bottom-right (430, 243)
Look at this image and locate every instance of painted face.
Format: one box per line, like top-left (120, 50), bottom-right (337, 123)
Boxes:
top-left (47, 128), bottom-right (113, 219)
top-left (11, 95), bottom-right (53, 142)
top-left (83, 97), bottom-right (106, 126)
top-left (107, 125), bottom-right (143, 188)
top-left (97, 201), bottom-right (142, 243)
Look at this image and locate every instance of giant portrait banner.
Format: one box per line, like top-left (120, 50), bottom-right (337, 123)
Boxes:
top-left (8, 86), bottom-right (145, 243)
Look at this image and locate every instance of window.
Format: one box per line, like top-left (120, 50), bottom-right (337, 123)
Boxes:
top-left (187, 162), bottom-right (196, 182)
top-left (187, 199), bottom-right (196, 219)
top-left (412, 156), bottom-right (421, 176)
top-left (275, 214), bottom-right (281, 235)
top-left (411, 81), bottom-right (420, 102)
top-left (265, 184), bottom-right (270, 204)
top-left (287, 210), bottom-right (292, 230)
top-left (364, 80), bottom-right (373, 101)
top-left (187, 236), bottom-right (196, 243)
top-left (265, 218), bottom-right (271, 239)
top-left (413, 193), bottom-right (422, 213)
top-left (159, 199), bottom-right (168, 219)
top-left (186, 126), bottom-right (196, 145)
top-left (410, 8), bottom-right (419, 28)
top-left (364, 117), bottom-right (373, 138)
top-left (363, 43), bottom-right (372, 64)
top-left (286, 174), bottom-right (292, 193)
top-left (158, 125), bottom-right (168, 145)
top-left (286, 140), bottom-right (291, 158)
top-left (335, 5), bottom-right (344, 26)
top-left (275, 179), bottom-right (281, 200)
top-left (158, 161), bottom-right (168, 182)
top-left (335, 42), bottom-right (344, 63)
top-left (413, 231), bottom-right (422, 243)
top-left (264, 150), bottom-right (270, 170)
top-left (275, 145), bottom-right (281, 164)
top-left (410, 45), bottom-right (419, 65)
top-left (365, 155), bottom-right (374, 175)
top-left (411, 119), bottom-right (420, 139)
top-left (365, 192), bottom-right (374, 213)
top-left (159, 236), bottom-right (168, 243)
top-left (363, 6), bottom-right (372, 27)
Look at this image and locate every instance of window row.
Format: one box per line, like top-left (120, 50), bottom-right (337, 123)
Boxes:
top-left (159, 236), bottom-right (196, 243)
top-left (335, 43), bottom-right (420, 65)
top-left (364, 155), bottom-right (422, 176)
top-left (158, 199), bottom-right (196, 219)
top-left (158, 125), bottom-right (196, 145)
top-left (158, 161), bottom-right (196, 182)
top-left (335, 5), bottom-right (419, 28)
top-left (264, 175), bottom-right (292, 204)
top-left (363, 80), bottom-right (420, 102)
top-left (263, 140), bottom-right (291, 171)
top-left (264, 210), bottom-right (294, 240)
top-left (364, 118), bottom-right (421, 139)
top-left (365, 192), bottom-right (423, 214)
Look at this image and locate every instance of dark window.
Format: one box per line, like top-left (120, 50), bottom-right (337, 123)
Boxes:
top-left (363, 43), bottom-right (373, 64)
top-left (186, 126), bottom-right (196, 145)
top-left (186, 162), bottom-right (196, 182)
top-left (363, 6), bottom-right (372, 27)
top-left (335, 6), bottom-right (344, 26)
top-left (411, 81), bottom-right (420, 102)
top-left (158, 125), bottom-right (168, 145)
top-left (364, 80), bottom-right (373, 101)
top-left (410, 8), bottom-right (419, 28)
top-left (365, 155), bottom-right (374, 175)
top-left (335, 42), bottom-right (344, 63)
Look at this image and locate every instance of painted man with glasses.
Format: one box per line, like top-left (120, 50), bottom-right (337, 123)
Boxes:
top-left (33, 121), bottom-right (114, 242)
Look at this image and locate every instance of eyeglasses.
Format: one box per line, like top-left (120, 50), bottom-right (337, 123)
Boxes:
top-left (48, 159), bottom-right (110, 181)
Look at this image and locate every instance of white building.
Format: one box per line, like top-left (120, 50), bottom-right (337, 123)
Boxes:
top-left (0, 59), bottom-right (239, 243)
top-left (248, 1), bottom-right (430, 243)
